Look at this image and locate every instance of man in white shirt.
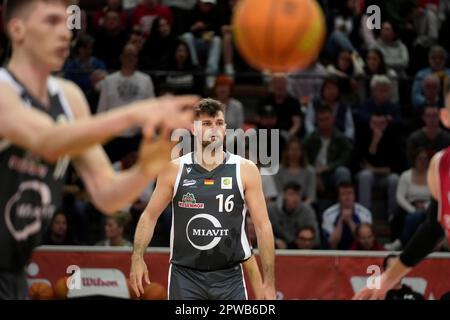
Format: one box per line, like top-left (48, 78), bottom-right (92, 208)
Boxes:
top-left (97, 43), bottom-right (156, 161)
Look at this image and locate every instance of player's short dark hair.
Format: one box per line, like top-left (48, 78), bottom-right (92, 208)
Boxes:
top-left (3, 0), bottom-right (74, 22)
top-left (283, 181), bottom-right (302, 193)
top-left (383, 253), bottom-right (398, 270)
top-left (194, 98), bottom-right (225, 119)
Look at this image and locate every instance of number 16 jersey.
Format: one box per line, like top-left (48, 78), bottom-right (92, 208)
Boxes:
top-left (170, 152), bottom-right (252, 271)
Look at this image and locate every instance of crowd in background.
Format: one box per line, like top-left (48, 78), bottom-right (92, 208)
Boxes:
top-left (1, 0), bottom-right (450, 252)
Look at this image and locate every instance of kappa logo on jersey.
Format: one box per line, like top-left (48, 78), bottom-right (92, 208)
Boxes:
top-left (186, 166), bottom-right (192, 174)
top-left (186, 214), bottom-right (230, 250)
top-left (182, 179), bottom-right (196, 187)
top-left (221, 177), bottom-right (232, 190)
top-left (178, 192), bottom-right (205, 209)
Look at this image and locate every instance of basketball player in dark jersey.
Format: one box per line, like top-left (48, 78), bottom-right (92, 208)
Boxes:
top-left (354, 92), bottom-right (450, 299)
top-left (130, 99), bottom-right (276, 300)
top-left (0, 0), bottom-right (197, 299)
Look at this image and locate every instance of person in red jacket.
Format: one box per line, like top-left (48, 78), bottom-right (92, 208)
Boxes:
top-left (132, 0), bottom-right (173, 37)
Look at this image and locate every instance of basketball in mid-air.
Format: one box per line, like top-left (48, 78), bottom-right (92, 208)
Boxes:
top-left (232, 0), bottom-right (326, 72)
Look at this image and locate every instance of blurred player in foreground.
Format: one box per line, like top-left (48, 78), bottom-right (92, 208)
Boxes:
top-left (0, 0), bottom-right (197, 299)
top-left (354, 92), bottom-right (450, 299)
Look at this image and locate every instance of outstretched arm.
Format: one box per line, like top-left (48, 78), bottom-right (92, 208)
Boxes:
top-left (64, 80), bottom-right (188, 214)
top-left (0, 80), bottom-right (197, 162)
top-left (242, 160), bottom-right (276, 300)
top-left (354, 151), bottom-right (444, 300)
top-left (129, 161), bottom-right (178, 297)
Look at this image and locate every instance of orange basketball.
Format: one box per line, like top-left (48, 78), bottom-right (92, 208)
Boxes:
top-left (141, 282), bottom-right (167, 300)
top-left (232, 0), bottom-right (326, 72)
top-left (28, 282), bottom-right (55, 300)
top-left (54, 277), bottom-right (69, 299)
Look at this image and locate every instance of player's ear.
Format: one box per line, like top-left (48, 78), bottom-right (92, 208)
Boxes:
top-left (7, 19), bottom-right (26, 43)
top-left (440, 108), bottom-right (450, 128)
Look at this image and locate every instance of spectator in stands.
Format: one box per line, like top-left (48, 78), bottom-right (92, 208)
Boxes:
top-left (360, 49), bottom-right (399, 103)
top-left (408, 2), bottom-right (441, 72)
top-left (161, 40), bottom-right (204, 95)
top-left (373, 21), bottom-right (409, 76)
top-left (93, 9), bottom-right (129, 70)
top-left (406, 105), bottom-right (450, 165)
top-left (357, 75), bottom-right (403, 128)
top-left (303, 105), bottom-right (352, 194)
top-left (63, 35), bottom-right (106, 92)
top-left (322, 182), bottom-right (372, 250)
top-left (218, 0), bottom-right (239, 78)
top-left (140, 16), bottom-right (178, 71)
top-left (350, 223), bottom-right (384, 251)
top-left (326, 49), bottom-right (364, 105)
top-left (43, 211), bottom-right (75, 246)
top-left (287, 61), bottom-right (328, 104)
top-left (92, 0), bottom-right (129, 32)
top-left (275, 138), bottom-right (316, 205)
top-left (162, 0), bottom-right (197, 35)
top-left (86, 69), bottom-right (108, 114)
top-left (412, 74), bottom-right (443, 111)
top-left (355, 112), bottom-right (401, 220)
top-left (97, 44), bottom-right (155, 162)
top-left (412, 46), bottom-right (450, 108)
top-left (325, 0), bottom-right (363, 57)
top-left (128, 30), bottom-right (146, 53)
top-left (244, 140), bottom-right (279, 203)
top-left (294, 226), bottom-right (317, 250)
top-left (385, 148), bottom-right (431, 251)
top-left (258, 73), bottom-right (303, 141)
top-left (123, 0), bottom-right (141, 10)
top-left (383, 254), bottom-right (425, 300)
top-left (96, 212), bottom-right (133, 247)
top-left (213, 75), bottom-right (244, 130)
top-left (439, 0), bottom-right (450, 53)
top-left (132, 0), bottom-right (173, 37)
top-left (180, 0), bottom-right (222, 88)
top-left (268, 182), bottom-right (319, 249)
top-left (305, 77), bottom-right (355, 140)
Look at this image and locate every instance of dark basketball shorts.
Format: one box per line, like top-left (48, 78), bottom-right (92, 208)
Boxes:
top-left (0, 271), bottom-right (27, 300)
top-left (168, 263), bottom-right (248, 300)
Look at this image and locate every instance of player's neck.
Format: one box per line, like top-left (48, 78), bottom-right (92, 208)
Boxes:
top-left (195, 149), bottom-right (225, 171)
top-left (8, 55), bottom-right (51, 107)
